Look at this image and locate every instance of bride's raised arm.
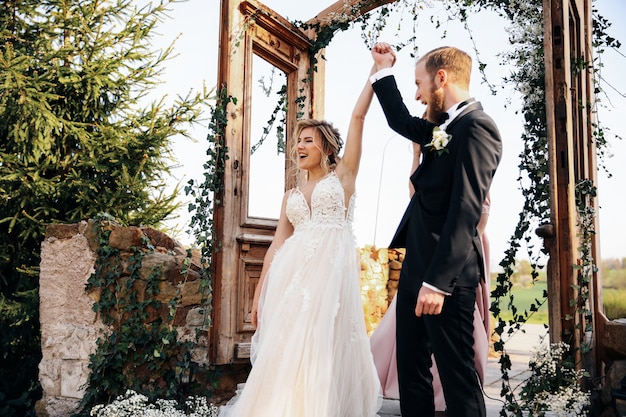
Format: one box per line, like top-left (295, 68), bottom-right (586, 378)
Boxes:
top-left (336, 64), bottom-right (376, 188)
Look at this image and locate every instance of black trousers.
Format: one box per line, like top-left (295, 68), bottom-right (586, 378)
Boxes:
top-left (395, 286), bottom-right (486, 417)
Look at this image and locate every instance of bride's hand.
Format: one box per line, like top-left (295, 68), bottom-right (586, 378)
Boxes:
top-left (251, 300), bottom-right (260, 329)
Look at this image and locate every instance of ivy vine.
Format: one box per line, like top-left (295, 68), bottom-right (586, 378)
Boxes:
top-left (573, 178), bottom-right (598, 355)
top-left (251, 83), bottom-right (287, 155)
top-left (77, 74), bottom-right (233, 417)
top-left (77, 215), bottom-right (210, 415)
top-left (186, 85), bottom-right (236, 299)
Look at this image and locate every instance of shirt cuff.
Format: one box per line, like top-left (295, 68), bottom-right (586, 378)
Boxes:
top-left (369, 67), bottom-right (394, 84)
top-left (422, 282), bottom-right (451, 296)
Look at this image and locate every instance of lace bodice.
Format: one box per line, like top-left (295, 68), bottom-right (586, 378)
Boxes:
top-left (286, 171), bottom-right (355, 231)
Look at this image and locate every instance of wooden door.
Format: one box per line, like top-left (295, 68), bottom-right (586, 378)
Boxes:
top-left (211, 0), bottom-right (320, 364)
top-left (210, 0), bottom-right (419, 365)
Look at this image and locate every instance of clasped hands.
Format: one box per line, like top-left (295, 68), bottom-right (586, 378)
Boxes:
top-left (371, 42), bottom-right (396, 69)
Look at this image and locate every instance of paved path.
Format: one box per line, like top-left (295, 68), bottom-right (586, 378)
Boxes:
top-left (378, 323), bottom-right (549, 417)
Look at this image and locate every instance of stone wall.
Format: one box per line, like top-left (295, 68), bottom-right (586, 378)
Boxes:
top-left (359, 245), bottom-right (403, 335)
top-left (600, 319), bottom-right (626, 416)
top-left (38, 222), bottom-right (102, 417)
top-left (37, 220), bottom-right (211, 417)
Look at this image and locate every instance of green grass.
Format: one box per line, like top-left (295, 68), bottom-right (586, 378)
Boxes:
top-left (603, 288), bottom-right (626, 320)
top-left (491, 283), bottom-right (626, 324)
top-left (491, 281), bottom-right (549, 325)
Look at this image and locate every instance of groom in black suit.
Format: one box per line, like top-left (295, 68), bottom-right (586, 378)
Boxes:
top-left (369, 44), bottom-right (502, 417)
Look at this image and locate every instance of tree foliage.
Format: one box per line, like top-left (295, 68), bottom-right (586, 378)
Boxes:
top-left (0, 0), bottom-right (210, 414)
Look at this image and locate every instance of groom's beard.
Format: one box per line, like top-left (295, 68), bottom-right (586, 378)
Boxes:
top-left (426, 87), bottom-right (446, 124)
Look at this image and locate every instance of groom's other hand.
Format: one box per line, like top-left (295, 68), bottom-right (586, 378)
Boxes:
top-left (414, 286), bottom-right (445, 316)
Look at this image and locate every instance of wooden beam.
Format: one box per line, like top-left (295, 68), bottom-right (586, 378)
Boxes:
top-left (543, 0), bottom-right (582, 351)
top-left (240, 1), bottom-right (311, 50)
top-left (307, 0), bottom-right (399, 26)
top-left (542, 0), bottom-right (563, 344)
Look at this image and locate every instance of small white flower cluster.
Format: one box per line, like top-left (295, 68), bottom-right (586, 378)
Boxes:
top-left (498, 0), bottom-right (545, 110)
top-left (90, 390), bottom-right (219, 417)
top-left (529, 341), bottom-right (567, 374)
top-left (534, 385), bottom-right (591, 417)
top-left (521, 341), bottom-right (590, 416)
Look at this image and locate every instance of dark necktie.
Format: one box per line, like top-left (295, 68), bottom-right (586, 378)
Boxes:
top-left (438, 99), bottom-right (474, 125)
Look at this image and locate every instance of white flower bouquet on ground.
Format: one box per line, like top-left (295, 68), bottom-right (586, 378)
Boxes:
top-left (90, 389), bottom-right (219, 417)
top-left (516, 341), bottom-right (590, 417)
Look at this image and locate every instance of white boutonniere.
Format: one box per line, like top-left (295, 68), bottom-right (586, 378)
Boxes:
top-left (426, 126), bottom-right (451, 156)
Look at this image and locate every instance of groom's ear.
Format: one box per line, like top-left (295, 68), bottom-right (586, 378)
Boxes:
top-left (435, 69), bottom-right (448, 88)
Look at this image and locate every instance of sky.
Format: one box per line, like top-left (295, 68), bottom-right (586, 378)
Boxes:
top-left (151, 0), bottom-right (626, 271)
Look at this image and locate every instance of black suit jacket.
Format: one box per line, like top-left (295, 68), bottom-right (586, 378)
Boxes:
top-left (373, 75), bottom-right (502, 295)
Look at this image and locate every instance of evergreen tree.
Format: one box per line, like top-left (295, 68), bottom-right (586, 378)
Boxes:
top-left (0, 0), bottom-right (209, 414)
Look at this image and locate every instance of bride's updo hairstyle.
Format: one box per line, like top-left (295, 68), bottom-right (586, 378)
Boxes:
top-left (290, 119), bottom-right (343, 178)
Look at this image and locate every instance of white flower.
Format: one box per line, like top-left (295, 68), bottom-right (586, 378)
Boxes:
top-left (519, 341), bottom-right (591, 416)
top-left (427, 126), bottom-right (452, 155)
top-left (90, 390), bottom-right (219, 417)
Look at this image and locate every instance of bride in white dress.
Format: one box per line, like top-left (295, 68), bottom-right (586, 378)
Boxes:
top-left (219, 68), bottom-right (382, 417)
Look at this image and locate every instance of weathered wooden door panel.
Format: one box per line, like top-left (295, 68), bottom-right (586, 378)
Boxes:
top-left (212, 0), bottom-right (318, 364)
top-left (213, 0), bottom-right (398, 365)
top-left (542, 0), bottom-right (601, 375)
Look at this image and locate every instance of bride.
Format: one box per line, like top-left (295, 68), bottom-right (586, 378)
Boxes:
top-left (219, 66), bottom-right (382, 417)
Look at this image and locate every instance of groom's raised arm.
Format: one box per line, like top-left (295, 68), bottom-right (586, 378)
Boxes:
top-left (370, 43), bottom-right (435, 145)
top-left (371, 76), bottom-right (434, 145)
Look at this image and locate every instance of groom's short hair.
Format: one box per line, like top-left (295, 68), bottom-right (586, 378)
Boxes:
top-left (418, 46), bottom-right (472, 89)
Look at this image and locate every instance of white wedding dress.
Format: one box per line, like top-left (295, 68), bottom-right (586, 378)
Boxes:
top-left (220, 171), bottom-right (381, 417)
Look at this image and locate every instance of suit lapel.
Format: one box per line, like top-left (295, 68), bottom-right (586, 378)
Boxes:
top-left (413, 101), bottom-right (483, 179)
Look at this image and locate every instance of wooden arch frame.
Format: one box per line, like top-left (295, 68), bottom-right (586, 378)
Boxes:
top-left (212, 0), bottom-right (603, 380)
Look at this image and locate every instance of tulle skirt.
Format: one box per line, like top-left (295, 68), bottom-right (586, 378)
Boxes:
top-left (220, 224), bottom-right (382, 417)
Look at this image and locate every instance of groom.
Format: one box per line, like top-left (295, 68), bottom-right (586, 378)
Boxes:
top-left (369, 44), bottom-right (502, 417)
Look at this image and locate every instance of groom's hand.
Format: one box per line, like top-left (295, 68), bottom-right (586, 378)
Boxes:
top-left (415, 286), bottom-right (445, 316)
